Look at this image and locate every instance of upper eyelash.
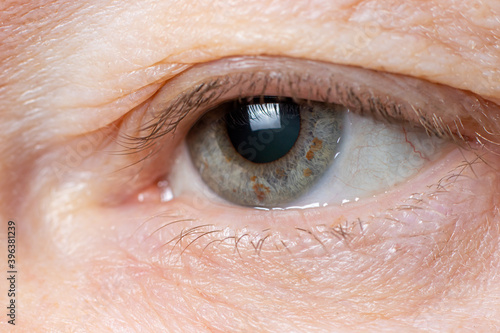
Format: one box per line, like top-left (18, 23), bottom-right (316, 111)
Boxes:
top-left (118, 57), bottom-right (494, 155)
top-left (121, 76), bottom-right (233, 152)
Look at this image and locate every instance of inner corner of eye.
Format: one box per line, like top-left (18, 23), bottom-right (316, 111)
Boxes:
top-left (167, 92), bottom-right (448, 210)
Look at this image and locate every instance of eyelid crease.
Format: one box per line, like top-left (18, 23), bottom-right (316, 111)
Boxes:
top-left (119, 56), bottom-right (500, 154)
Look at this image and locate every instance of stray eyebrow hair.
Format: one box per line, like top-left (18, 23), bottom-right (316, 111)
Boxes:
top-left (119, 57), bottom-right (500, 154)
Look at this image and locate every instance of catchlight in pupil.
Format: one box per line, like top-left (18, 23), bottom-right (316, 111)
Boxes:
top-left (226, 98), bottom-right (300, 163)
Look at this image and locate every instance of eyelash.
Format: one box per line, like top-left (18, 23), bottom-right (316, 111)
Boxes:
top-left (120, 61), bottom-right (475, 157)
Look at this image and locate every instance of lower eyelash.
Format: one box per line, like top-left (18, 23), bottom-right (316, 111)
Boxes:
top-left (121, 140), bottom-right (498, 272)
top-left (140, 164), bottom-right (458, 261)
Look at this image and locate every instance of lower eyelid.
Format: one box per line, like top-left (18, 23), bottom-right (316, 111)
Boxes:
top-left (123, 143), bottom-right (496, 263)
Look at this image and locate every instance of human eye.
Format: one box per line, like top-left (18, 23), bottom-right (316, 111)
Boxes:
top-left (108, 55), bottom-right (499, 261)
top-left (178, 61), bottom-right (449, 209)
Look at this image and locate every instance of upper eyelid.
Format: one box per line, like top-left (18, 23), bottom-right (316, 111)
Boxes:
top-left (120, 56), bottom-right (500, 152)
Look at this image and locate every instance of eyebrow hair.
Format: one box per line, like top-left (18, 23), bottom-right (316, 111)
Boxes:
top-left (118, 57), bottom-right (500, 157)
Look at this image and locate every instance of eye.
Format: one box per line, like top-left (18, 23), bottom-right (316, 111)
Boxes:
top-left (139, 56), bottom-right (466, 210)
top-left (185, 95), bottom-right (446, 208)
top-left (108, 55), bottom-right (496, 261)
top-left (118, 55), bottom-right (488, 219)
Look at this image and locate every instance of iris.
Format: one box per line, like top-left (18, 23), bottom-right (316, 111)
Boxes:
top-left (187, 97), bottom-right (344, 207)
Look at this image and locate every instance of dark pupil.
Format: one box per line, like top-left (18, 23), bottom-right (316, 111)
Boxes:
top-left (226, 97), bottom-right (301, 164)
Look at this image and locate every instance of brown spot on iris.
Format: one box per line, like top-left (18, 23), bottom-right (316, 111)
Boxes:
top-left (306, 137), bottom-right (323, 161)
top-left (252, 183), bottom-right (270, 201)
top-left (276, 168), bottom-right (286, 178)
top-left (303, 168), bottom-right (312, 177)
top-left (250, 176), bottom-right (257, 182)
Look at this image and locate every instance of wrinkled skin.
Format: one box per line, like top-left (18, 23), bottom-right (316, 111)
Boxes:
top-left (1, 0), bottom-right (500, 332)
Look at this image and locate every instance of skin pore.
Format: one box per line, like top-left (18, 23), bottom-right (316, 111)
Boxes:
top-left (1, 0), bottom-right (500, 331)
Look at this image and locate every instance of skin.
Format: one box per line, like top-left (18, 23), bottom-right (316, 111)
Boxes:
top-left (1, 0), bottom-right (500, 331)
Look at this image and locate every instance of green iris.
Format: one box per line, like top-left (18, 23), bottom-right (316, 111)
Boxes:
top-left (187, 97), bottom-right (344, 207)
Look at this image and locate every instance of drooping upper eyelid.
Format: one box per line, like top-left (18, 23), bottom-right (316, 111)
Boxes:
top-left (122, 56), bottom-right (500, 152)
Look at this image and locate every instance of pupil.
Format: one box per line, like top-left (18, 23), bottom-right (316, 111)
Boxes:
top-left (226, 97), bottom-right (301, 164)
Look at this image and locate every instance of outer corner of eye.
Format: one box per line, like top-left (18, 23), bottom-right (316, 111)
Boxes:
top-left (157, 62), bottom-right (453, 211)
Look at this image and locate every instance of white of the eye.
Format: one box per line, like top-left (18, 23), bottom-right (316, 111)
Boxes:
top-left (288, 111), bottom-right (446, 207)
